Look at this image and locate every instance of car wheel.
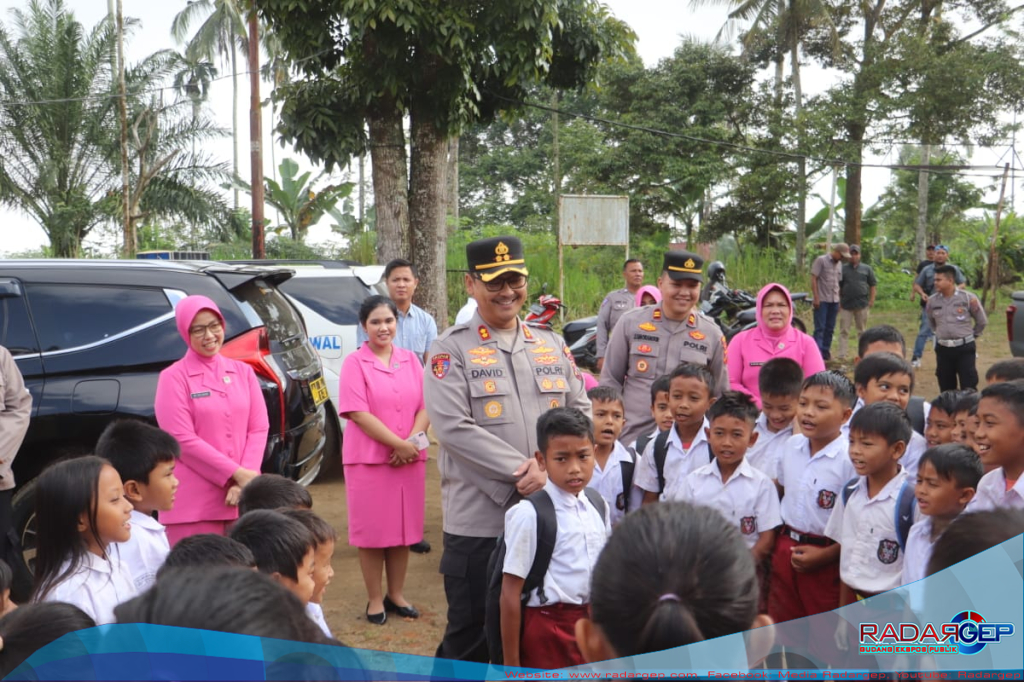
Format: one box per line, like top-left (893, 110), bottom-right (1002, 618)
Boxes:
top-left (316, 403), bottom-right (344, 481)
top-left (10, 479), bottom-right (38, 602)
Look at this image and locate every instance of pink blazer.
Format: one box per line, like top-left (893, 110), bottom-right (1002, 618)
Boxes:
top-left (154, 296), bottom-right (269, 525)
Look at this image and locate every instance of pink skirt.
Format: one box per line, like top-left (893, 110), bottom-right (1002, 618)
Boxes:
top-left (344, 461), bottom-right (425, 548)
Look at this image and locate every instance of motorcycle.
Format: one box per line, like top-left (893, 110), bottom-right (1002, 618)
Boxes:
top-left (524, 283), bottom-right (564, 330)
top-left (701, 288), bottom-right (810, 341)
top-left (523, 284), bottom-right (599, 372)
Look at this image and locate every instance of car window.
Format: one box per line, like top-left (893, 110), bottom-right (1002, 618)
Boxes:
top-left (233, 279), bottom-right (307, 347)
top-left (0, 286), bottom-right (39, 356)
top-left (280, 277), bottom-right (371, 326)
top-left (26, 284), bottom-right (174, 353)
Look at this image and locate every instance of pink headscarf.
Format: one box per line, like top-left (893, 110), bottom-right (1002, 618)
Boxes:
top-left (174, 295), bottom-right (226, 359)
top-left (635, 285), bottom-right (662, 307)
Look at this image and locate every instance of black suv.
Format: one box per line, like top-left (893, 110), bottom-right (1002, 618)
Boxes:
top-left (0, 260), bottom-right (328, 584)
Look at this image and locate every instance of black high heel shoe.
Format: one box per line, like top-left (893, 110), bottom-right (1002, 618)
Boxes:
top-left (383, 595), bottom-right (420, 619)
top-left (366, 603), bottom-right (387, 625)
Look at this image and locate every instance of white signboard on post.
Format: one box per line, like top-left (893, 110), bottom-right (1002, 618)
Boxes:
top-left (556, 195), bottom-right (630, 324)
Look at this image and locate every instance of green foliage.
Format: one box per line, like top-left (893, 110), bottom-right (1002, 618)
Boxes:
top-left (952, 213), bottom-right (1024, 290)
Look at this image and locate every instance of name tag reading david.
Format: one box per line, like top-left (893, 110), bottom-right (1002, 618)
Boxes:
top-left (190, 391), bottom-right (211, 399)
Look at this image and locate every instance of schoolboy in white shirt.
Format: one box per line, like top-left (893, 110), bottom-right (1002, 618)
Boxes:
top-left (825, 402), bottom-right (914, 602)
top-left (95, 420), bottom-right (180, 592)
top-left (501, 408), bottom-right (611, 670)
top-left (637, 363), bottom-right (715, 504)
top-left (903, 443), bottom-right (981, 585)
top-left (850, 352), bottom-right (927, 477)
top-left (968, 380), bottom-right (1024, 511)
top-left (587, 387), bottom-right (643, 525)
top-left (748, 358), bottom-right (803, 479)
top-left (627, 376), bottom-right (673, 459)
top-left (675, 392), bottom-right (781, 562)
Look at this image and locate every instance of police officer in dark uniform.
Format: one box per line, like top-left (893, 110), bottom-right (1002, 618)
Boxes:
top-left (424, 236), bottom-right (590, 662)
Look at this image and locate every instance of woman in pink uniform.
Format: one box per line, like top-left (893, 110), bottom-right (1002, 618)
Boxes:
top-left (727, 283), bottom-right (825, 407)
top-left (339, 295), bottom-right (429, 625)
top-left (154, 295), bottom-right (269, 546)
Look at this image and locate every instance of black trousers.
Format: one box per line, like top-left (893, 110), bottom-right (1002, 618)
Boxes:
top-left (935, 341), bottom-right (978, 391)
top-left (434, 533), bottom-right (495, 663)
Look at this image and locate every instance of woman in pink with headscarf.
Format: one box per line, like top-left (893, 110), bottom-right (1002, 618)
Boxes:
top-left (635, 285), bottom-right (662, 307)
top-left (154, 295), bottom-right (269, 545)
top-left (727, 283), bottom-right (825, 406)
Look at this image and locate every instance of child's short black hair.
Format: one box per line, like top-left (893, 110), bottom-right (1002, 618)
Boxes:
top-left (934, 264), bottom-right (958, 279)
top-left (650, 376), bottom-right (671, 404)
top-left (94, 419), bottom-right (180, 485)
top-left (986, 358), bottom-right (1024, 382)
top-left (955, 391), bottom-right (980, 415)
top-left (237, 474), bottom-right (313, 516)
top-left (279, 508), bottom-right (337, 546)
top-left (930, 390), bottom-right (964, 416)
top-left (0, 603), bottom-right (96, 678)
top-left (858, 325), bottom-right (906, 358)
top-left (706, 391), bottom-right (759, 426)
top-left (848, 402), bottom-right (912, 446)
top-left (229, 510), bottom-right (315, 581)
top-left (979, 379), bottom-right (1024, 427)
top-left (669, 362), bottom-right (715, 396)
top-left (588, 386), bottom-right (623, 407)
top-left (802, 370), bottom-right (857, 408)
top-left (917, 444), bottom-right (983, 490)
top-left (853, 352), bottom-right (915, 392)
top-left (159, 534), bottom-right (257, 576)
top-left (927, 509), bottom-right (1024, 576)
top-left (758, 358), bottom-right (804, 399)
top-left (536, 407), bottom-right (594, 454)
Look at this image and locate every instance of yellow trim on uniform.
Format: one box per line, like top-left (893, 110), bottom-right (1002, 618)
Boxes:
top-left (477, 265), bottom-right (529, 282)
top-left (667, 265), bottom-right (702, 274)
top-left (474, 259), bottom-right (526, 270)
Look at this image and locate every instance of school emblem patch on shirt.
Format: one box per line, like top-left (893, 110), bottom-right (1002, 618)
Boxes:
top-left (638, 322), bottom-right (657, 332)
top-left (431, 354), bottom-right (450, 379)
top-left (877, 539), bottom-right (900, 564)
top-left (817, 489), bottom-right (837, 510)
top-left (740, 516), bottom-right (757, 535)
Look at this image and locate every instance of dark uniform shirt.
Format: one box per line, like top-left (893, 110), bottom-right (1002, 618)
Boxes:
top-left (840, 263), bottom-right (877, 311)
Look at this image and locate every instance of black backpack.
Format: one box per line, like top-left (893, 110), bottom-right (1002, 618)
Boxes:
top-left (484, 487), bottom-right (608, 664)
top-left (907, 396), bottom-right (926, 436)
top-left (840, 477), bottom-right (917, 551)
top-left (618, 447), bottom-right (637, 513)
top-left (642, 428), bottom-right (712, 495)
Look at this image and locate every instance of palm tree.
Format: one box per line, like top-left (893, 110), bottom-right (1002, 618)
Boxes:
top-left (171, 0), bottom-right (247, 208)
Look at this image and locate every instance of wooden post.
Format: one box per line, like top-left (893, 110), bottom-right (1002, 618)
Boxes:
top-left (985, 163), bottom-right (1010, 312)
top-left (826, 165), bottom-right (838, 249)
top-left (248, 10), bottom-right (265, 259)
top-left (116, 0), bottom-right (132, 258)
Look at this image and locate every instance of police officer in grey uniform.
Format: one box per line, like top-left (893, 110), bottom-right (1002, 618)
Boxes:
top-left (599, 250), bottom-right (728, 446)
top-left (595, 259), bottom-right (645, 372)
top-left (925, 264), bottom-right (987, 391)
top-left (425, 236), bottom-right (589, 663)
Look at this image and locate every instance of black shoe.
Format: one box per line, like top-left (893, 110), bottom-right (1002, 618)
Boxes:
top-left (384, 595), bottom-right (420, 619)
top-left (410, 539), bottom-right (431, 554)
top-left (366, 603), bottom-right (387, 625)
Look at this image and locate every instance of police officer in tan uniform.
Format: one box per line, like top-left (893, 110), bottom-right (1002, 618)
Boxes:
top-left (595, 259), bottom-right (645, 372)
top-left (925, 264), bottom-right (987, 391)
top-left (425, 236), bottom-right (589, 663)
top-left (599, 250), bottom-right (728, 446)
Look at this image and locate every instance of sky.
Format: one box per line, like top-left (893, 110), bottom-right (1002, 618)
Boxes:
top-left (0, 0), bottom-right (1018, 256)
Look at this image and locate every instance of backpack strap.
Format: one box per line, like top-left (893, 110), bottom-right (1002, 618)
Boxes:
top-left (524, 490), bottom-right (556, 604)
top-left (894, 479), bottom-right (916, 551)
top-left (841, 476), bottom-right (860, 506)
top-left (583, 487), bottom-right (609, 524)
top-left (619, 447), bottom-right (637, 513)
top-left (907, 396), bottom-right (926, 436)
top-left (634, 433), bottom-right (653, 460)
top-left (653, 428), bottom-right (672, 494)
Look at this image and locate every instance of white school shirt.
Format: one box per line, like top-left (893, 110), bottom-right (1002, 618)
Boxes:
top-left (777, 433), bottom-right (855, 535)
top-left (824, 469), bottom-right (913, 594)
top-left (902, 517), bottom-right (938, 585)
top-left (589, 440), bottom-right (644, 526)
top-left (503, 478), bottom-right (611, 607)
top-left (40, 551), bottom-right (138, 625)
top-left (900, 431), bottom-right (927, 479)
top-left (747, 414), bottom-right (793, 480)
top-left (841, 399), bottom-right (864, 437)
top-left (306, 602), bottom-right (333, 638)
top-left (117, 510), bottom-right (170, 592)
top-left (966, 467), bottom-right (1024, 512)
top-left (634, 419), bottom-right (711, 498)
top-left (674, 458), bottom-right (782, 548)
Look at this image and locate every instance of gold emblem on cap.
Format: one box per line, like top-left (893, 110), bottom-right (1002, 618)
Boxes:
top-left (684, 258), bottom-right (695, 269)
top-left (495, 241), bottom-right (511, 262)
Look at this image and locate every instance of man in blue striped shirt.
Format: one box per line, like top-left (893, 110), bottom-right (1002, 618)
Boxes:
top-left (357, 258), bottom-right (438, 362)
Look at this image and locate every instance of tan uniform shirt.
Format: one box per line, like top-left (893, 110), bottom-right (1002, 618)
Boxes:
top-left (424, 312), bottom-right (590, 538)
top-left (0, 345), bottom-right (32, 491)
top-left (596, 288), bottom-right (636, 358)
top-left (925, 290), bottom-right (987, 340)
top-left (598, 305), bottom-right (728, 446)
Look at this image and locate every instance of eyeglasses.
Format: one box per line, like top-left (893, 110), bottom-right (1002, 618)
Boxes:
top-left (473, 273), bottom-right (528, 292)
top-left (189, 320), bottom-right (223, 337)
top-left (762, 302), bottom-right (789, 310)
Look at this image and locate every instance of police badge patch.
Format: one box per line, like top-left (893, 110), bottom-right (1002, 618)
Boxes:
top-left (431, 354), bottom-right (450, 379)
top-left (877, 539), bottom-right (900, 564)
top-left (817, 489), bottom-right (837, 510)
top-left (740, 516), bottom-right (757, 535)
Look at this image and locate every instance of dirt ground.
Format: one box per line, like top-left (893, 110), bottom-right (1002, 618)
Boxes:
top-left (310, 305), bottom-right (1011, 659)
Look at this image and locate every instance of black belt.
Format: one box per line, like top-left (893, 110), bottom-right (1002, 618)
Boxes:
top-left (781, 525), bottom-right (834, 547)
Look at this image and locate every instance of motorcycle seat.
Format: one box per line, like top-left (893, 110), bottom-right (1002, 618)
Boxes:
top-left (562, 316), bottom-right (597, 334)
top-left (736, 309), bottom-right (757, 324)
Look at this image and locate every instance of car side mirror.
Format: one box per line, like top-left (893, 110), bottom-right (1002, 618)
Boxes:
top-left (0, 278), bottom-right (23, 299)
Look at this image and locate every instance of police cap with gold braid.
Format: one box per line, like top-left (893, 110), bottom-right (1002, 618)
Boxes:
top-left (662, 250), bottom-right (705, 282)
top-left (466, 236), bottom-right (530, 283)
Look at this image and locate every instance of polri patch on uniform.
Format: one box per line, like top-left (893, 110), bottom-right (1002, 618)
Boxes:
top-left (637, 344), bottom-right (653, 353)
top-left (484, 380), bottom-right (497, 394)
top-left (555, 379), bottom-right (567, 390)
top-left (484, 401), bottom-right (503, 418)
top-left (817, 489), bottom-right (836, 509)
top-left (689, 331), bottom-right (705, 340)
top-left (652, 309), bottom-right (662, 320)
top-left (740, 516), bottom-right (757, 535)
top-left (478, 326), bottom-right (491, 341)
top-left (638, 322), bottom-right (657, 332)
top-left (542, 378), bottom-right (554, 390)
top-left (877, 539), bottom-right (900, 564)
top-left (471, 356), bottom-right (498, 367)
top-left (534, 354), bottom-right (558, 365)
top-left (468, 346), bottom-right (496, 357)
top-left (431, 354), bottom-right (451, 379)
top-left (531, 345), bottom-right (555, 354)
top-left (549, 399), bottom-right (560, 409)
top-left (190, 391), bottom-right (211, 399)
top-left (636, 359), bottom-right (649, 373)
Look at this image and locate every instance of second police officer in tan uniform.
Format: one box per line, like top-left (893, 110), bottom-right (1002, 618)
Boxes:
top-left (925, 263), bottom-right (987, 391)
top-left (424, 236), bottom-right (590, 663)
top-left (599, 250), bottom-right (728, 446)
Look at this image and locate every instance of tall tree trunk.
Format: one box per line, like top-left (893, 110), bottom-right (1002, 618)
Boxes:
top-left (916, 143), bottom-right (932, 259)
top-left (231, 46), bottom-right (240, 209)
top-left (844, 121), bottom-right (865, 246)
top-left (446, 135), bottom-right (459, 235)
top-left (790, 20), bottom-right (806, 271)
top-left (409, 112), bottom-right (448, 327)
top-left (369, 108), bottom-right (410, 263)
